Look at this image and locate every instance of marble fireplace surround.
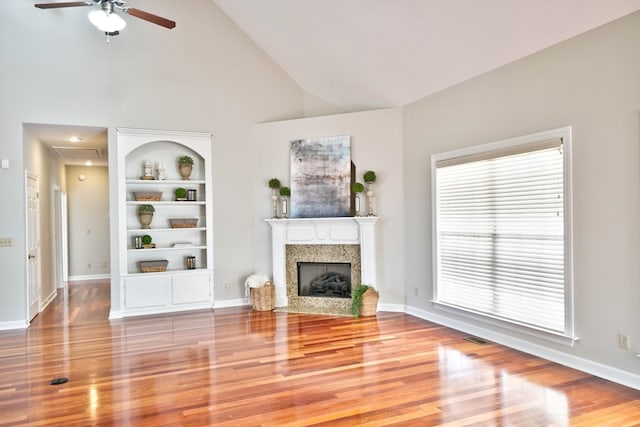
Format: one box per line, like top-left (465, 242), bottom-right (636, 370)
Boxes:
top-left (265, 217), bottom-right (378, 315)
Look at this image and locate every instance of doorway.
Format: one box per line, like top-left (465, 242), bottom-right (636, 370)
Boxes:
top-left (23, 123), bottom-right (110, 324)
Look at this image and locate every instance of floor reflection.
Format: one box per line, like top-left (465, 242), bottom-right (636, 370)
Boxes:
top-left (437, 345), bottom-right (569, 425)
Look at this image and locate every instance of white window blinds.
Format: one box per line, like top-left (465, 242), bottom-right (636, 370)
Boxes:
top-left (434, 136), bottom-right (568, 334)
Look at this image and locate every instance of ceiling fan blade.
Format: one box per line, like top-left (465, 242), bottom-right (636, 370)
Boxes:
top-left (35, 1), bottom-right (91, 9)
top-left (126, 8), bottom-right (176, 29)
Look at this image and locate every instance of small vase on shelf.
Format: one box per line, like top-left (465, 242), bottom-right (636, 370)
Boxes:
top-left (279, 186), bottom-right (291, 219)
top-left (271, 190), bottom-right (279, 219)
top-left (366, 184), bottom-right (375, 216)
top-left (351, 182), bottom-right (364, 217)
top-left (281, 196), bottom-right (289, 218)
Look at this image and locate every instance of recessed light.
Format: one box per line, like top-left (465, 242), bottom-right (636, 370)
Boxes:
top-left (68, 136), bottom-right (83, 143)
top-left (85, 161), bottom-right (93, 166)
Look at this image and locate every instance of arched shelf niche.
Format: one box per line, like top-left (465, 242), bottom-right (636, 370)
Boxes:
top-left (113, 128), bottom-right (214, 319)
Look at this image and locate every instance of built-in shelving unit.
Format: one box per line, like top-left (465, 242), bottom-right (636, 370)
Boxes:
top-left (115, 128), bottom-right (214, 317)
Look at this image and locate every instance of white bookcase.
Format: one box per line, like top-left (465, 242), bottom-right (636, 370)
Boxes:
top-left (115, 128), bottom-right (214, 317)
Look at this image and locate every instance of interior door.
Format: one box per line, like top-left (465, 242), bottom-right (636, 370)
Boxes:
top-left (26, 173), bottom-right (40, 321)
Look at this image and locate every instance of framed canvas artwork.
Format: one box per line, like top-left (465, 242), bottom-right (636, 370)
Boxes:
top-left (290, 136), bottom-right (352, 218)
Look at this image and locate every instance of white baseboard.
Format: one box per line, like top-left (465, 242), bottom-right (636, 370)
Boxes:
top-left (0, 320), bottom-right (29, 331)
top-left (40, 290), bottom-right (57, 312)
top-left (68, 274), bottom-right (110, 282)
top-left (108, 310), bottom-right (123, 320)
top-left (405, 305), bottom-right (640, 391)
top-left (379, 302), bottom-right (404, 313)
top-left (214, 298), bottom-right (250, 309)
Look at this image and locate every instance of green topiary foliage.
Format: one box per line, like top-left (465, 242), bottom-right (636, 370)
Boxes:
top-left (141, 235), bottom-right (152, 245)
top-left (351, 182), bottom-right (364, 193)
top-left (279, 186), bottom-right (291, 197)
top-left (138, 204), bottom-right (155, 213)
top-left (268, 178), bottom-right (281, 189)
top-left (363, 170), bottom-right (377, 183)
top-left (178, 155), bottom-right (193, 164)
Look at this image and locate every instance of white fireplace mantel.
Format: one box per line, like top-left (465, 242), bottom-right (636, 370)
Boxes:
top-left (265, 217), bottom-right (379, 307)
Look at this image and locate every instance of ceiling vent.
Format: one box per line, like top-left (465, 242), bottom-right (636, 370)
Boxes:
top-left (51, 146), bottom-right (103, 160)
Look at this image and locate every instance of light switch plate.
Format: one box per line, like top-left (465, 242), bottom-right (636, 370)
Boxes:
top-left (1, 159), bottom-right (9, 169)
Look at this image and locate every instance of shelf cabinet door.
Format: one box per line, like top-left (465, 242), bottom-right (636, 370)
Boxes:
top-left (171, 272), bottom-right (211, 305)
top-left (125, 275), bottom-right (169, 309)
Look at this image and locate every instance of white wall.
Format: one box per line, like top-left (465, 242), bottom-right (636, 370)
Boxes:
top-left (403, 11), bottom-right (640, 384)
top-left (0, 0), bottom-right (304, 327)
top-left (66, 165), bottom-right (110, 279)
top-left (252, 108), bottom-right (404, 305)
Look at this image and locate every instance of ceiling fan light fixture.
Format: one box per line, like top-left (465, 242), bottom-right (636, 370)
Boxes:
top-left (88, 9), bottom-right (126, 33)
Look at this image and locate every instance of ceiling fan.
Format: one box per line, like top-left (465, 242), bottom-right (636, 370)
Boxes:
top-left (35, 1), bottom-right (176, 41)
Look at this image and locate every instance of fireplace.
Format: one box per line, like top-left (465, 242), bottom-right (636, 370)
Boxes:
top-left (286, 245), bottom-right (360, 315)
top-left (298, 262), bottom-right (352, 298)
top-left (266, 217), bottom-right (379, 315)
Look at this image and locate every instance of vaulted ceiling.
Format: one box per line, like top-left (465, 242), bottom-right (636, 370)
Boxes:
top-left (213, 0), bottom-right (640, 111)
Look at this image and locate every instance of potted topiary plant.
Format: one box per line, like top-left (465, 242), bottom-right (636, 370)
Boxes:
top-left (268, 178), bottom-right (281, 218)
top-left (351, 284), bottom-right (379, 317)
top-left (351, 182), bottom-right (364, 216)
top-left (178, 155), bottom-right (194, 180)
top-left (363, 171), bottom-right (377, 216)
top-left (175, 187), bottom-right (187, 201)
top-left (138, 204), bottom-right (155, 229)
top-left (279, 186), bottom-right (290, 218)
top-left (141, 234), bottom-right (155, 249)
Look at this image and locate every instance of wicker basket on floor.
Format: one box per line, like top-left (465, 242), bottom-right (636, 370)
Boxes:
top-left (250, 282), bottom-right (275, 311)
top-left (360, 288), bottom-right (379, 316)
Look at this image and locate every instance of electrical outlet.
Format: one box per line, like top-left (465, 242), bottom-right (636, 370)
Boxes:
top-left (0, 238), bottom-right (13, 247)
top-left (223, 282), bottom-right (229, 290)
top-left (414, 287), bottom-right (418, 296)
top-left (619, 333), bottom-right (630, 350)
top-left (87, 262), bottom-right (92, 269)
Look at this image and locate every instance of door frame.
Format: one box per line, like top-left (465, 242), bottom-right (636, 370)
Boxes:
top-left (53, 187), bottom-right (68, 289)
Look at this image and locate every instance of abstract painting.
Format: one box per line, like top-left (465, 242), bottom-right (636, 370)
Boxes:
top-left (290, 136), bottom-right (351, 218)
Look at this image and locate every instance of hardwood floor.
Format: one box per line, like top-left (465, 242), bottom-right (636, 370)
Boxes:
top-left (1, 281), bottom-right (639, 426)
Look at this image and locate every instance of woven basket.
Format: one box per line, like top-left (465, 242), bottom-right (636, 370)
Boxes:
top-left (170, 218), bottom-right (198, 228)
top-left (360, 288), bottom-right (379, 316)
top-left (138, 260), bottom-right (168, 273)
top-left (250, 282), bottom-right (275, 311)
top-left (134, 191), bottom-right (162, 201)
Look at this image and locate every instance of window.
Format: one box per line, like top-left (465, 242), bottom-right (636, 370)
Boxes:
top-left (432, 128), bottom-right (573, 339)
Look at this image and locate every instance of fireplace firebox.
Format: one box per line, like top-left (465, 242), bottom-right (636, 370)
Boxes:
top-left (298, 262), bottom-right (351, 298)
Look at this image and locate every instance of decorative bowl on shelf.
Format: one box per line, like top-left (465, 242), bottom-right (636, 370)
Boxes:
top-left (138, 260), bottom-right (168, 273)
top-left (170, 218), bottom-right (198, 228)
top-left (134, 191), bottom-right (162, 201)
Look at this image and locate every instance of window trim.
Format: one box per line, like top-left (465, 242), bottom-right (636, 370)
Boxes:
top-left (430, 127), bottom-right (576, 344)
